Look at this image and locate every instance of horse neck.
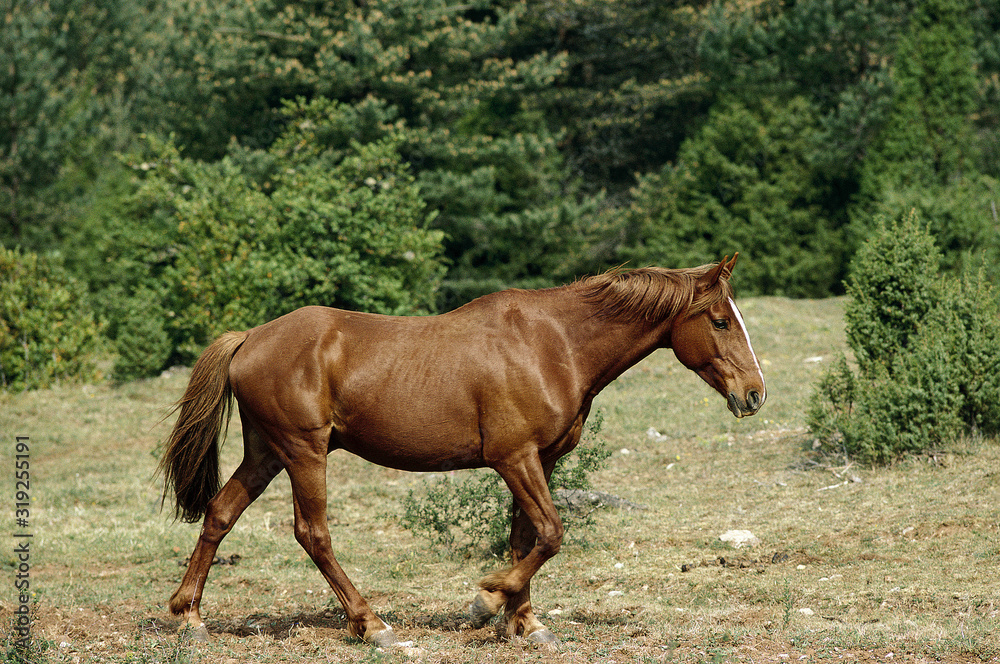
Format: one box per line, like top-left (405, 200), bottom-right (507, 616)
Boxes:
top-left (560, 295), bottom-right (674, 397)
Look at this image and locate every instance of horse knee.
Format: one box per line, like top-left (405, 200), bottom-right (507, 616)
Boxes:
top-left (536, 523), bottom-right (564, 558)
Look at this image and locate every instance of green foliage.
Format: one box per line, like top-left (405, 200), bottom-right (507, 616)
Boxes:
top-left (700, 0), bottom-right (903, 105)
top-left (864, 175), bottom-right (1000, 283)
top-left (1, 0), bottom-right (142, 250)
top-left (934, 270), bottom-right (1000, 434)
top-left (110, 0), bottom-right (603, 303)
top-left (9, 0), bottom-right (1000, 349)
top-left (841, 330), bottom-right (964, 464)
top-left (1, 0), bottom-right (91, 247)
top-left (401, 468), bottom-right (512, 559)
top-left (864, 0), bottom-right (978, 188)
top-left (850, 0), bottom-right (999, 282)
top-left (400, 412), bottom-right (610, 558)
top-left (514, 0), bottom-right (711, 191)
top-left (258, 99), bottom-right (448, 318)
top-left (698, 0), bottom-right (904, 179)
top-left (844, 212), bottom-right (944, 374)
top-left (806, 355), bottom-right (858, 456)
top-left (104, 288), bottom-right (173, 384)
top-left (808, 213), bottom-right (1000, 463)
top-left (0, 248), bottom-right (102, 391)
top-left (620, 97), bottom-right (846, 296)
top-left (78, 100), bottom-right (445, 378)
top-left (973, 1), bottom-right (1000, 177)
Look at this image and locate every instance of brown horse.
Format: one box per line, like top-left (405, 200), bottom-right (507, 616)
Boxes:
top-left (159, 255), bottom-right (765, 648)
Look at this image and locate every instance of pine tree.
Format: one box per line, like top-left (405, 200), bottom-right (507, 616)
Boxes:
top-left (854, 0), bottom-right (997, 278)
top-left (864, 0), bottom-right (979, 189)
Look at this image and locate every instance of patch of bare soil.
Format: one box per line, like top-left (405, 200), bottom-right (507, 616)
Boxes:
top-left (12, 591), bottom-right (998, 664)
top-left (679, 548), bottom-right (822, 573)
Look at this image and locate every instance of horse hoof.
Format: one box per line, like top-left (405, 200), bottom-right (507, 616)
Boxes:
top-left (526, 628), bottom-right (560, 650)
top-left (467, 594), bottom-right (497, 629)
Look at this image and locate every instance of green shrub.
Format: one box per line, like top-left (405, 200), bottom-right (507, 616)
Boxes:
top-left (844, 210), bottom-right (944, 374)
top-left (935, 270), bottom-right (1000, 434)
top-left (77, 99), bottom-right (447, 379)
top-left (805, 355), bottom-right (857, 457)
top-left (104, 286), bottom-right (172, 383)
top-left (400, 412), bottom-right (610, 558)
top-left (401, 467), bottom-right (513, 559)
top-left (870, 177), bottom-right (1000, 282)
top-left (847, 329), bottom-right (964, 463)
top-left (0, 248), bottom-right (103, 391)
top-left (808, 212), bottom-right (1000, 463)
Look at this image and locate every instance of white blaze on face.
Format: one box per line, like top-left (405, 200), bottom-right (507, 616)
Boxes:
top-left (728, 298), bottom-right (766, 403)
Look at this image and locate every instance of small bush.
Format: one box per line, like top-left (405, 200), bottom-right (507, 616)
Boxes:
top-left (0, 248), bottom-right (103, 391)
top-left (936, 271), bottom-right (1000, 434)
top-left (848, 329), bottom-right (964, 463)
top-left (400, 412), bottom-right (610, 558)
top-left (805, 355), bottom-right (857, 457)
top-left (808, 212), bottom-right (1000, 463)
top-left (844, 210), bottom-right (944, 374)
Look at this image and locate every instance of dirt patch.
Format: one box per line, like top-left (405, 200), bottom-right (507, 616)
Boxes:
top-left (9, 575), bottom-right (1000, 663)
top-left (680, 549), bottom-right (823, 573)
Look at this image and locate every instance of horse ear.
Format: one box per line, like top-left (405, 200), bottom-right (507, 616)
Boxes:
top-left (724, 252), bottom-right (739, 278)
top-left (704, 255), bottom-right (731, 287)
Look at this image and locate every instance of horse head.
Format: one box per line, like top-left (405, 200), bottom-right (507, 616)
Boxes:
top-left (669, 254), bottom-right (766, 418)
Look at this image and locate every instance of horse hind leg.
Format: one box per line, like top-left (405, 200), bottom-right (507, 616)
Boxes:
top-left (282, 444), bottom-right (396, 648)
top-left (169, 424), bottom-right (282, 639)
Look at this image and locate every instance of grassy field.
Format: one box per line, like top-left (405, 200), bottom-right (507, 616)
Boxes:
top-left (2, 296), bottom-right (998, 663)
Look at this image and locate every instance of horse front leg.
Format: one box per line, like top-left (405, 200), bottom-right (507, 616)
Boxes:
top-left (468, 454), bottom-right (562, 647)
top-left (499, 499), bottom-right (561, 645)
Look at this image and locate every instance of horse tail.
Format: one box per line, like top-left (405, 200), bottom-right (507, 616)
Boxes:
top-left (158, 330), bottom-right (249, 523)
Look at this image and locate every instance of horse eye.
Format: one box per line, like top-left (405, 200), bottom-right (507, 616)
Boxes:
top-left (713, 319), bottom-right (728, 330)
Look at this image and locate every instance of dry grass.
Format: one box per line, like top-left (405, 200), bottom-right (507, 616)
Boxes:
top-left (2, 296), bottom-right (998, 663)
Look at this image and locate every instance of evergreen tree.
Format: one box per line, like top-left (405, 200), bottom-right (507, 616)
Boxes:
top-left (854, 0), bottom-right (998, 278)
top-left (619, 97), bottom-right (845, 297)
top-left (1, 0), bottom-right (142, 250)
top-left (130, 0), bottom-right (599, 304)
top-left (862, 0), bottom-right (979, 190)
top-left (971, 0), bottom-right (1000, 177)
top-left (1, 0), bottom-right (85, 246)
top-left (511, 0), bottom-right (712, 194)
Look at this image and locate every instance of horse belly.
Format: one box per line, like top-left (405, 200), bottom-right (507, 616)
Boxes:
top-left (331, 396), bottom-right (485, 473)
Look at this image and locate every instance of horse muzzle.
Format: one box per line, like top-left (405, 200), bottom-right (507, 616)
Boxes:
top-left (727, 390), bottom-right (764, 419)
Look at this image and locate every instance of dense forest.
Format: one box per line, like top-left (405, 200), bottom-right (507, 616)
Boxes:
top-left (3, 0), bottom-right (1000, 386)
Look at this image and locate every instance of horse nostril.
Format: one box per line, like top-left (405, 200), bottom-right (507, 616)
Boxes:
top-left (747, 390), bottom-right (761, 411)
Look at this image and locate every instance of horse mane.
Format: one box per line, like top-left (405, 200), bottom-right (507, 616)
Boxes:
top-left (574, 263), bottom-right (734, 323)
